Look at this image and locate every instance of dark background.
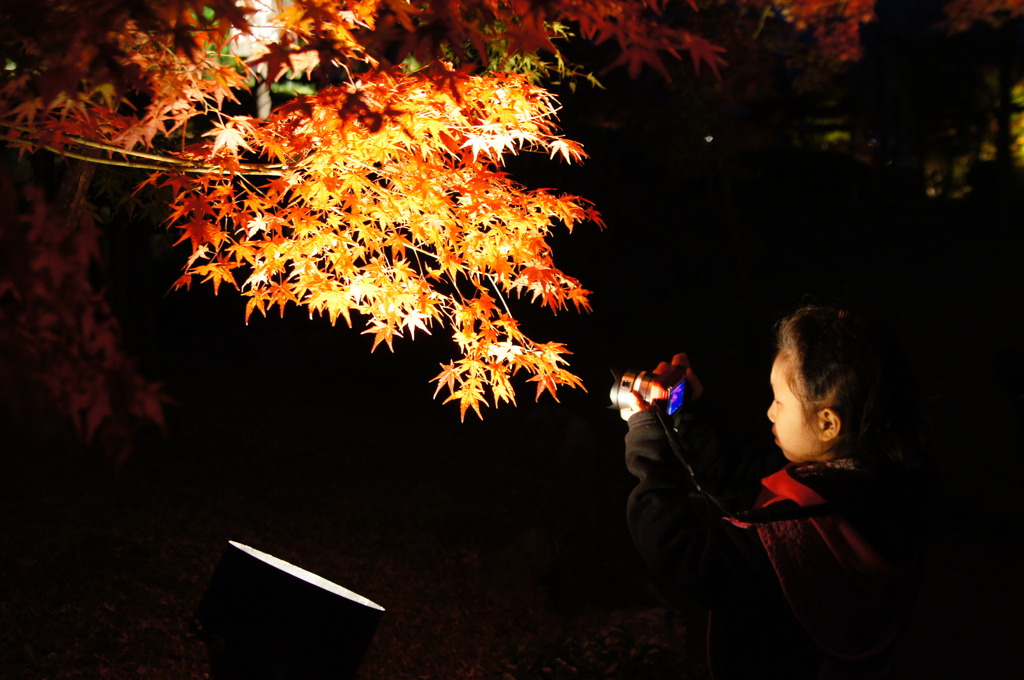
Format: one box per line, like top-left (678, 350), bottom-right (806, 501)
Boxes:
top-left (3, 3), bottom-right (1024, 678)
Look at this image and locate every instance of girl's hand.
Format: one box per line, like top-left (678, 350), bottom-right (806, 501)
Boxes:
top-left (618, 390), bottom-right (648, 421)
top-left (619, 353), bottom-right (703, 421)
top-left (667, 353), bottom-right (704, 403)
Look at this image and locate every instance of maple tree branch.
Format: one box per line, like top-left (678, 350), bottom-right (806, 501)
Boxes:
top-left (39, 144), bottom-right (285, 177)
top-left (62, 135), bottom-right (198, 166)
top-left (0, 0), bottom-right (737, 420)
top-left (487, 275), bottom-right (515, 317)
top-left (3, 122), bottom-right (287, 176)
top-left (65, 131), bottom-right (287, 174)
top-left (40, 145), bottom-right (191, 174)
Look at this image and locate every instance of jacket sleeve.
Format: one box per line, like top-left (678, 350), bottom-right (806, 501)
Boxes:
top-left (624, 409), bottom-right (779, 608)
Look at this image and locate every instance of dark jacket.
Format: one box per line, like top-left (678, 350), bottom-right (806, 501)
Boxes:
top-left (624, 409), bottom-right (921, 680)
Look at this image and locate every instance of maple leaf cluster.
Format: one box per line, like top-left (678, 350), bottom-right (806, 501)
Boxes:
top-left (0, 173), bottom-right (170, 464)
top-left (1, 0), bottom-right (252, 149)
top-left (1, 0), bottom-right (721, 419)
top-left (152, 65), bottom-right (602, 419)
top-left (1, 0), bottom-right (728, 419)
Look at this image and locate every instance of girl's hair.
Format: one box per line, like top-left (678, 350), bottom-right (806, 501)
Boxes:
top-left (775, 305), bottom-right (925, 471)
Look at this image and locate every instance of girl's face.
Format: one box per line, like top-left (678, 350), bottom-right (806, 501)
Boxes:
top-left (767, 353), bottom-right (835, 463)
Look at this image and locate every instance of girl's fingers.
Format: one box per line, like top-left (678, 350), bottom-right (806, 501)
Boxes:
top-left (671, 352), bottom-right (690, 368)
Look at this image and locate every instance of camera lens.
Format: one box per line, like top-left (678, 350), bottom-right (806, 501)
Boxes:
top-left (610, 369), bottom-right (656, 409)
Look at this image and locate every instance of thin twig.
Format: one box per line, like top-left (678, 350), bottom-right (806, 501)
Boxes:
top-left (4, 121), bottom-right (288, 175)
top-left (43, 146), bottom-right (285, 176)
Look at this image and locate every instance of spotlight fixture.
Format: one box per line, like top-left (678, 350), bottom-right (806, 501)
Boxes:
top-left (193, 541), bottom-right (385, 680)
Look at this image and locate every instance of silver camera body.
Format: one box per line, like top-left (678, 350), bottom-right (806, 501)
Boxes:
top-left (610, 368), bottom-right (687, 415)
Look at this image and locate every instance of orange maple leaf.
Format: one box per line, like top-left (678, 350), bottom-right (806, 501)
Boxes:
top-left (681, 32), bottom-right (728, 79)
top-left (445, 382), bottom-right (486, 421)
top-left (528, 374), bottom-right (562, 403)
top-left (432, 361), bottom-right (462, 399)
top-left (204, 117), bottom-right (257, 156)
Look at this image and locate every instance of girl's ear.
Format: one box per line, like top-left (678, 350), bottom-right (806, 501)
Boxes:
top-left (816, 408), bottom-right (842, 443)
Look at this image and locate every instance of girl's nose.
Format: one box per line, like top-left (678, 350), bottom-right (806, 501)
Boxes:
top-left (767, 402), bottom-right (776, 422)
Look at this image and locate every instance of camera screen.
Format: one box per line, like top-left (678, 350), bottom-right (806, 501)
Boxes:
top-left (667, 380), bottom-right (686, 415)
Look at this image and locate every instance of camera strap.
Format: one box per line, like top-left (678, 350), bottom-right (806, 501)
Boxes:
top-left (650, 409), bottom-right (742, 521)
top-left (651, 409), bottom-right (838, 526)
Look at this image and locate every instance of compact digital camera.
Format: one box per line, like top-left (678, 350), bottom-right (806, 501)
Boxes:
top-left (610, 368), bottom-right (687, 416)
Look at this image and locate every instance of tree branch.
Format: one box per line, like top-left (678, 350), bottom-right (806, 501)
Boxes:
top-left (2, 122), bottom-right (287, 176)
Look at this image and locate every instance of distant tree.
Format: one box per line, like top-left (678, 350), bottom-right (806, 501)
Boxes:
top-left (944, 0), bottom-right (1024, 210)
top-left (636, 1), bottom-right (1024, 203)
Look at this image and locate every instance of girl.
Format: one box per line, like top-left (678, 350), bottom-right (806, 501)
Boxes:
top-left (622, 305), bottom-right (925, 680)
